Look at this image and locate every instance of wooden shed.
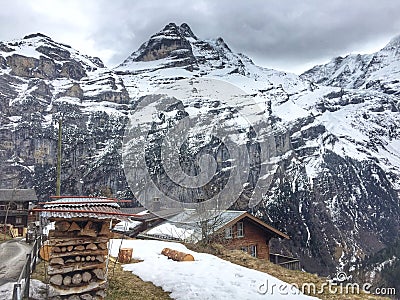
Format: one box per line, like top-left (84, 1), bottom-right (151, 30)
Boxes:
top-left (39, 196), bottom-right (124, 300)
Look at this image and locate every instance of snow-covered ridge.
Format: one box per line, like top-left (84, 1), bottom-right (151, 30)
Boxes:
top-left (301, 34), bottom-right (400, 95)
top-left (0, 33), bottom-right (105, 72)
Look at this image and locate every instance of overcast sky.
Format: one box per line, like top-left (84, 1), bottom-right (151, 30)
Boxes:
top-left (1, 0), bottom-right (399, 73)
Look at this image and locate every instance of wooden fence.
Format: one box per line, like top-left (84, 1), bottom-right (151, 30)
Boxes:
top-left (270, 253), bottom-right (301, 271)
top-left (12, 236), bottom-right (43, 300)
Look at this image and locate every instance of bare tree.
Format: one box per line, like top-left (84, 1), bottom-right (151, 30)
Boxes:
top-left (193, 200), bottom-right (227, 245)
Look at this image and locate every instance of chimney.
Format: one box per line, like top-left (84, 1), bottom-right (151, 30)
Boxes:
top-left (152, 197), bottom-right (161, 211)
top-left (196, 198), bottom-right (206, 214)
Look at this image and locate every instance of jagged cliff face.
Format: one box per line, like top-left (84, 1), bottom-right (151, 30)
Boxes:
top-left (1, 24), bottom-right (399, 277)
top-left (0, 33), bottom-right (132, 199)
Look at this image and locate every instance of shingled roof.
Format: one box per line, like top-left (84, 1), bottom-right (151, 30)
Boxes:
top-left (40, 196), bottom-right (124, 220)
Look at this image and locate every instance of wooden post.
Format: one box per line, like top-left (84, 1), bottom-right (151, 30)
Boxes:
top-left (56, 117), bottom-right (62, 196)
top-left (24, 253), bottom-right (31, 298)
top-left (32, 238), bottom-right (38, 272)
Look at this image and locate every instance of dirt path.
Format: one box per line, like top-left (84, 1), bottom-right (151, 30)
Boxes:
top-left (0, 238), bottom-right (32, 286)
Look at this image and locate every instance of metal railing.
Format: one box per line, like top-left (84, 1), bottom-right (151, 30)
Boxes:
top-left (12, 236), bottom-right (43, 300)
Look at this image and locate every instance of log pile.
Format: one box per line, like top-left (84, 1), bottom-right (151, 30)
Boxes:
top-left (46, 219), bottom-right (113, 300)
top-left (161, 248), bottom-right (195, 261)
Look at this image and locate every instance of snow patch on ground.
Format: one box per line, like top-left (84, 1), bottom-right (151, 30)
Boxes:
top-left (109, 239), bottom-right (319, 300)
top-left (0, 279), bottom-right (48, 300)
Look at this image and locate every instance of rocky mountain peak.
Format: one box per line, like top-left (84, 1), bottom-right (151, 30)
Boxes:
top-left (381, 34), bottom-right (400, 52)
top-left (23, 33), bottom-right (53, 41)
top-left (179, 22), bottom-right (197, 39)
top-left (118, 22), bottom-right (196, 65)
top-left (116, 23), bottom-right (252, 75)
top-left (301, 33), bottom-right (400, 93)
top-left (159, 22), bottom-right (198, 40)
top-left (0, 33), bottom-right (106, 80)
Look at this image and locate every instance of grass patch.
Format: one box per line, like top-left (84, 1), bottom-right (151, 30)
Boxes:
top-left (0, 233), bottom-right (12, 243)
top-left (32, 259), bottom-right (171, 300)
top-left (186, 243), bottom-right (389, 300)
top-left (107, 259), bottom-right (171, 300)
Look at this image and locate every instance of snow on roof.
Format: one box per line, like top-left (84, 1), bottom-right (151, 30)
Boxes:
top-left (113, 219), bottom-right (143, 232)
top-left (43, 196), bottom-right (120, 208)
top-left (41, 196), bottom-right (123, 220)
top-left (143, 209), bottom-right (246, 243)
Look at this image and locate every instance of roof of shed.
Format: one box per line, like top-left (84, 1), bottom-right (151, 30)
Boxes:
top-left (40, 196), bottom-right (124, 220)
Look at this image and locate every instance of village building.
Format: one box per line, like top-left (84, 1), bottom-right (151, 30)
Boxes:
top-left (0, 188), bottom-right (38, 236)
top-left (115, 206), bottom-right (182, 236)
top-left (137, 209), bottom-right (289, 261)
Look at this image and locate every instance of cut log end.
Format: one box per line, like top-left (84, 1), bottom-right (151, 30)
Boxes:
top-left (68, 222), bottom-right (81, 232)
top-left (63, 275), bottom-right (72, 286)
top-left (55, 221), bottom-right (71, 232)
top-left (118, 248), bottom-right (133, 264)
top-left (93, 268), bottom-right (105, 280)
top-left (98, 243), bottom-right (107, 250)
top-left (72, 273), bottom-right (82, 285)
top-left (50, 274), bottom-right (63, 286)
top-left (86, 243), bottom-right (98, 250)
top-left (82, 271), bottom-right (92, 283)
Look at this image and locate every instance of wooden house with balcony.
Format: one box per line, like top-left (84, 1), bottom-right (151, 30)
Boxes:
top-left (0, 189), bottom-right (38, 236)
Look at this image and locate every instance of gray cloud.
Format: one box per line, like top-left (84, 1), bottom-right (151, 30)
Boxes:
top-left (1, 0), bottom-right (399, 73)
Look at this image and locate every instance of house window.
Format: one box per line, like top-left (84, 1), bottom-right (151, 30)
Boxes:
top-left (250, 245), bottom-right (257, 258)
top-left (15, 217), bottom-right (22, 224)
top-left (16, 203), bottom-right (23, 210)
top-left (237, 222), bottom-right (244, 237)
top-left (225, 227), bottom-right (233, 239)
top-left (240, 246), bottom-right (248, 253)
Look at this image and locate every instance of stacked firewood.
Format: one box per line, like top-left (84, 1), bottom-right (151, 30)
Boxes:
top-left (47, 219), bottom-right (112, 300)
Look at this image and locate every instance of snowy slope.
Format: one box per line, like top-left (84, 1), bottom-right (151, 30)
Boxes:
top-left (109, 239), bottom-right (319, 300)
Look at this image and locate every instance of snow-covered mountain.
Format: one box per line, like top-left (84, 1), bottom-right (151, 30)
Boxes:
top-left (301, 34), bottom-right (400, 95)
top-left (0, 33), bottom-right (131, 198)
top-left (1, 24), bottom-right (399, 280)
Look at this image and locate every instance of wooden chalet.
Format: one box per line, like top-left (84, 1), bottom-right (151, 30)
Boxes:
top-left (0, 188), bottom-right (38, 236)
top-left (138, 209), bottom-right (289, 260)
